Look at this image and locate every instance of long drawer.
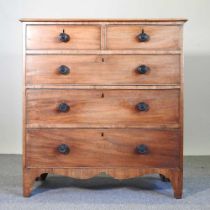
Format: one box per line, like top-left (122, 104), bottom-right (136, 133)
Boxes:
top-left (26, 25), bottom-right (101, 50)
top-left (26, 55), bottom-right (180, 85)
top-left (26, 129), bottom-right (180, 168)
top-left (106, 25), bottom-right (181, 50)
top-left (26, 89), bottom-right (179, 128)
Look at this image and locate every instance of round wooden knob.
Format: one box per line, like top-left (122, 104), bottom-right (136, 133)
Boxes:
top-left (58, 31), bottom-right (70, 42)
top-left (57, 144), bottom-right (70, 154)
top-left (136, 102), bottom-right (149, 112)
top-left (58, 103), bottom-right (70, 112)
top-left (137, 29), bottom-right (150, 42)
top-left (136, 144), bottom-right (149, 154)
top-left (137, 65), bottom-right (150, 74)
top-left (58, 65), bottom-right (70, 75)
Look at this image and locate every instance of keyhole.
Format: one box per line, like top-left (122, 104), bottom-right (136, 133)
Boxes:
top-left (101, 132), bottom-right (104, 137)
top-left (102, 57), bottom-right (105, 62)
top-left (63, 29), bottom-right (65, 33)
top-left (101, 93), bottom-right (104, 98)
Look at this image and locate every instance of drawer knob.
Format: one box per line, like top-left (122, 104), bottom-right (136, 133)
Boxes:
top-left (57, 144), bottom-right (70, 154)
top-left (58, 30), bottom-right (70, 42)
top-left (58, 65), bottom-right (70, 75)
top-left (58, 103), bottom-right (70, 112)
top-left (136, 102), bottom-right (149, 112)
top-left (137, 65), bottom-right (150, 74)
top-left (137, 29), bottom-right (150, 42)
top-left (136, 144), bottom-right (149, 154)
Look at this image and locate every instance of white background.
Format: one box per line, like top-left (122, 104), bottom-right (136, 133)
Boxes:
top-left (0, 0), bottom-right (210, 155)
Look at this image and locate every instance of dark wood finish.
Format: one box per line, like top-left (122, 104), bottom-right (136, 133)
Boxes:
top-left (21, 19), bottom-right (186, 198)
top-left (26, 55), bottom-right (180, 85)
top-left (26, 89), bottom-right (179, 127)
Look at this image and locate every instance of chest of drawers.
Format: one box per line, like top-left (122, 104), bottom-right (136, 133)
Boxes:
top-left (20, 18), bottom-right (187, 198)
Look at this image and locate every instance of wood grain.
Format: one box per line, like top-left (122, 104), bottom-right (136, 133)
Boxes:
top-left (26, 25), bottom-right (101, 50)
top-left (26, 128), bottom-right (180, 168)
top-left (26, 55), bottom-right (180, 85)
top-left (22, 19), bottom-right (185, 199)
top-left (26, 89), bottom-right (179, 127)
top-left (23, 167), bottom-right (182, 198)
top-left (107, 25), bottom-right (181, 50)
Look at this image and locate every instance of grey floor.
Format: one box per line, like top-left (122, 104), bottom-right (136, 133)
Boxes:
top-left (0, 155), bottom-right (210, 210)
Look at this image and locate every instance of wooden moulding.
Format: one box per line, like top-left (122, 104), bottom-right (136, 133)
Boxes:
top-left (26, 124), bottom-right (180, 129)
top-left (19, 18), bottom-right (187, 26)
top-left (19, 18), bottom-right (187, 22)
top-left (26, 50), bottom-right (182, 55)
top-left (25, 85), bottom-right (180, 89)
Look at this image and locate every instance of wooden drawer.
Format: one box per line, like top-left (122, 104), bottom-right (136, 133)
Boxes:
top-left (26, 55), bottom-right (180, 85)
top-left (106, 25), bottom-right (181, 50)
top-left (26, 89), bottom-right (179, 128)
top-left (26, 129), bottom-right (180, 168)
top-left (26, 25), bottom-right (101, 50)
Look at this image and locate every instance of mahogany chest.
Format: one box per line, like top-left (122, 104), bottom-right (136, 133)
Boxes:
top-left (20, 18), bottom-right (187, 198)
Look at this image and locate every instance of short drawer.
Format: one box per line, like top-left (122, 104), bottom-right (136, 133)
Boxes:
top-left (26, 89), bottom-right (179, 128)
top-left (106, 25), bottom-right (181, 50)
top-left (26, 55), bottom-right (180, 85)
top-left (26, 129), bottom-right (180, 168)
top-left (26, 25), bottom-right (101, 50)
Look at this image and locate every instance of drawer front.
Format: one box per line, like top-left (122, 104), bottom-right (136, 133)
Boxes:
top-left (107, 25), bottom-right (181, 50)
top-left (26, 89), bottom-right (179, 127)
top-left (26, 55), bottom-right (180, 85)
top-left (26, 129), bottom-right (180, 168)
top-left (26, 25), bottom-right (101, 50)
